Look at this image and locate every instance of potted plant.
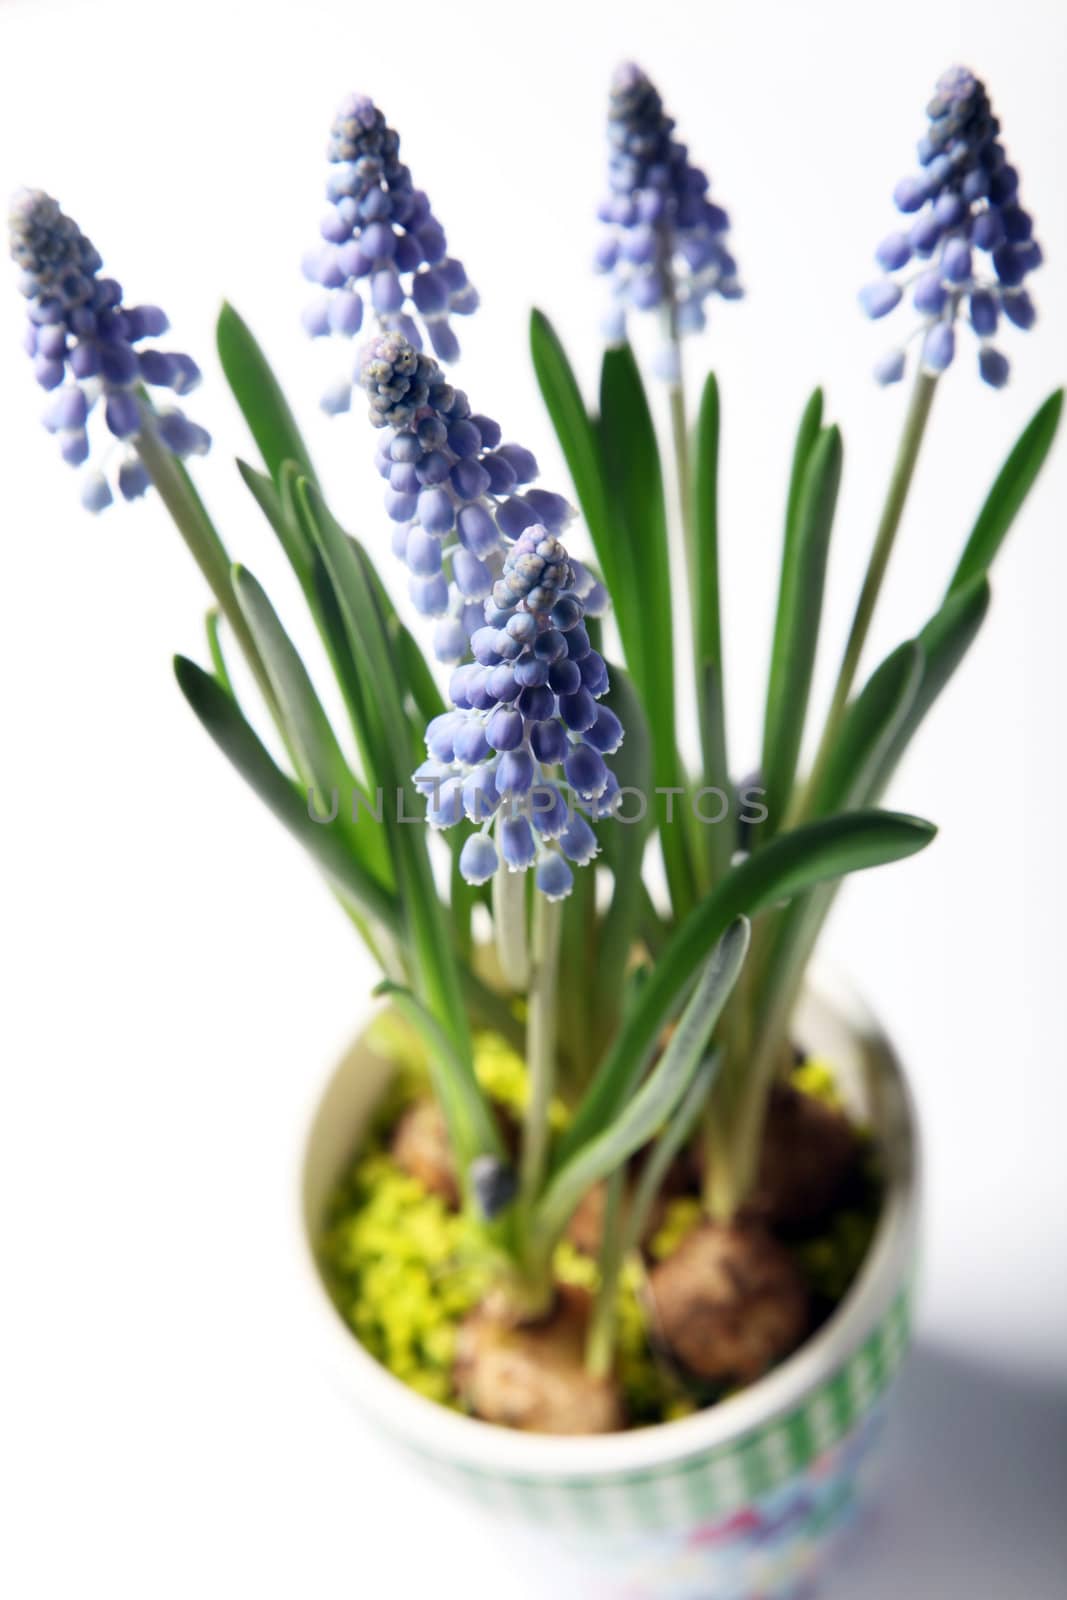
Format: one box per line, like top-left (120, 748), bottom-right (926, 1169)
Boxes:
top-left (11, 61), bottom-right (1059, 1599)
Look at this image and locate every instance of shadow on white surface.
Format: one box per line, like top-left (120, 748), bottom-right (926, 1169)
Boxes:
top-left (821, 1342), bottom-right (1067, 1600)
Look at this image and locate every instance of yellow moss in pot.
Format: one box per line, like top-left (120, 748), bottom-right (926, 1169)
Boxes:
top-left (319, 1032), bottom-right (883, 1429)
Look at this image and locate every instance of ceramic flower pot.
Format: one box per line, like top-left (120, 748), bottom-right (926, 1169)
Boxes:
top-left (298, 969), bottom-right (920, 1600)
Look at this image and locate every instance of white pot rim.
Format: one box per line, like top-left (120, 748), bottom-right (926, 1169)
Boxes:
top-left (295, 964), bottom-right (920, 1479)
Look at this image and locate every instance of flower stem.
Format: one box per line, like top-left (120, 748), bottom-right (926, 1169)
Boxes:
top-left (135, 410), bottom-right (281, 722)
top-left (586, 1168), bottom-right (625, 1378)
top-left (798, 370), bottom-right (938, 817)
top-left (662, 306), bottom-right (722, 891)
top-left (492, 860), bottom-right (529, 991)
top-left (520, 891), bottom-right (563, 1214)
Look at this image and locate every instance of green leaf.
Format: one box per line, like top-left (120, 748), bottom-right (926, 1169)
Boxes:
top-left (552, 807), bottom-right (936, 1172)
top-left (599, 342), bottom-right (693, 916)
top-left (693, 372), bottom-right (724, 680)
top-left (353, 534), bottom-right (446, 742)
top-left (232, 564), bottom-right (355, 799)
top-left (620, 1051), bottom-right (720, 1260)
top-left (174, 655), bottom-right (397, 931)
top-left (531, 919), bottom-right (749, 1255)
top-left (785, 388), bottom-right (824, 550)
top-left (593, 666), bottom-right (653, 1045)
top-left (204, 608), bottom-right (232, 695)
top-left (693, 374), bottom-right (732, 883)
top-left (230, 564), bottom-right (392, 889)
top-left (870, 575), bottom-right (992, 798)
top-left (750, 585), bottom-right (988, 1066)
top-left (751, 640), bottom-right (924, 1062)
top-left (135, 409), bottom-right (282, 727)
top-left (809, 640), bottom-right (924, 816)
top-left (529, 309), bottom-right (612, 564)
top-left (522, 319), bottom-right (647, 688)
top-left (374, 981), bottom-right (505, 1171)
top-left (948, 389), bottom-right (1063, 597)
top-left (217, 303), bottom-right (316, 486)
top-left (760, 423), bottom-right (843, 834)
top-left (236, 458), bottom-right (313, 589)
top-left (598, 344), bottom-right (671, 673)
top-left (294, 477), bottom-right (470, 1056)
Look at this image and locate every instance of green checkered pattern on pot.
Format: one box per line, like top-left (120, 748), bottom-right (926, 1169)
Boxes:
top-left (414, 1287), bottom-right (912, 1534)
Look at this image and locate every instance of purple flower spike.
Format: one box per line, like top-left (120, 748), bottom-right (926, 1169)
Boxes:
top-left (414, 517), bottom-right (621, 899)
top-left (862, 67), bottom-right (1043, 388)
top-left (9, 189), bottom-right (207, 511)
top-left (353, 327), bottom-right (622, 898)
top-left (358, 330), bottom-right (579, 662)
top-left (596, 63), bottom-right (740, 369)
top-left (304, 94), bottom-right (476, 409)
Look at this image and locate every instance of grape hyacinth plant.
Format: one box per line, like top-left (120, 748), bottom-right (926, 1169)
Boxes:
top-left (11, 61), bottom-right (1060, 1436)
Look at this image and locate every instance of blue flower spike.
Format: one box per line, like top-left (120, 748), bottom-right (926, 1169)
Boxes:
top-left (595, 62), bottom-right (741, 367)
top-left (421, 523), bottom-right (622, 900)
top-left (359, 331), bottom-right (605, 665)
top-left (359, 330), bottom-right (623, 900)
top-left (9, 190), bottom-right (208, 511)
top-left (860, 66), bottom-right (1043, 388)
top-left (304, 95), bottom-right (477, 414)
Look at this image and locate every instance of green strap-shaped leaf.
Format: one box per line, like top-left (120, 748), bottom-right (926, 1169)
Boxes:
top-left (217, 303), bottom-right (317, 485)
top-left (530, 314), bottom-right (643, 690)
top-left (529, 309), bottom-right (613, 565)
top-left (593, 666), bottom-right (653, 1047)
top-left (760, 422), bottom-right (843, 835)
top-left (176, 658), bottom-right (522, 1059)
top-left (785, 388), bottom-right (824, 550)
top-left (620, 1051), bottom-right (720, 1260)
top-left (294, 477), bottom-right (470, 1057)
top-left (174, 655), bottom-right (397, 931)
top-left (531, 919), bottom-right (749, 1256)
top-left (808, 640), bottom-right (924, 816)
top-left (557, 852), bottom-right (598, 1091)
top-left (236, 459), bottom-right (314, 590)
top-left (204, 608), bottom-right (232, 695)
top-left (552, 807), bottom-right (936, 1172)
top-left (231, 564), bottom-right (392, 886)
top-left (751, 578), bottom-right (991, 1053)
top-left (233, 564), bottom-right (358, 798)
top-left (870, 575), bottom-right (992, 797)
top-left (236, 459), bottom-right (387, 793)
top-left (947, 389), bottom-right (1063, 597)
top-left (599, 342), bottom-right (694, 916)
top-left (693, 373), bottom-right (725, 682)
top-left (693, 374), bottom-right (733, 882)
top-left (353, 535), bottom-right (446, 746)
top-left (750, 641), bottom-right (925, 1052)
top-left (375, 982), bottom-right (506, 1170)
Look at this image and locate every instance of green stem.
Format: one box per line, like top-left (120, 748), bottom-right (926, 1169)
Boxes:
top-left (492, 861), bottom-right (529, 991)
top-left (799, 371), bottom-right (938, 816)
top-left (662, 308), bottom-right (712, 896)
top-left (520, 891), bottom-right (563, 1215)
top-left (586, 1168), bottom-right (625, 1378)
top-left (135, 412), bottom-right (280, 722)
top-left (705, 995), bottom-right (754, 1220)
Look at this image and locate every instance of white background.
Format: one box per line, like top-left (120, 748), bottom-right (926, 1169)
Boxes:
top-left (1, 0), bottom-right (1064, 1594)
